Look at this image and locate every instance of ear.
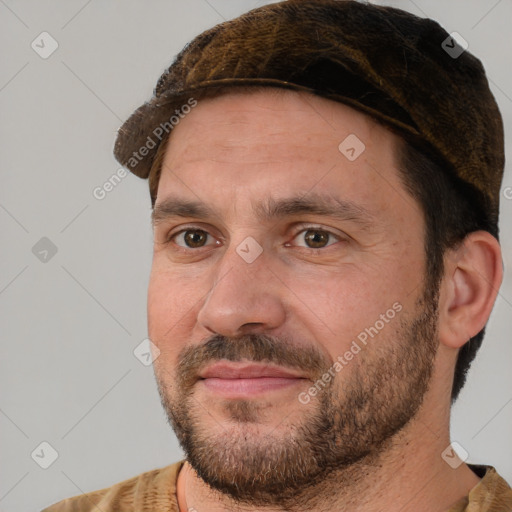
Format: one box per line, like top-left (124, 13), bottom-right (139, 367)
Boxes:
top-left (438, 231), bottom-right (503, 349)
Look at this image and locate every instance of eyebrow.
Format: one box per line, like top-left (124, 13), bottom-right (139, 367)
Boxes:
top-left (151, 192), bottom-right (376, 230)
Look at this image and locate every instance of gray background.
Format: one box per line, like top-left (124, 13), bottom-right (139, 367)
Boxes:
top-left (1, 1), bottom-right (511, 511)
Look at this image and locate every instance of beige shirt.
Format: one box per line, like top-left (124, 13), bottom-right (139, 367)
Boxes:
top-left (41, 460), bottom-right (512, 511)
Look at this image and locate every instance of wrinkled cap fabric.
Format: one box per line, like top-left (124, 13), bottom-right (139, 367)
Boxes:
top-left (113, 0), bottom-right (504, 221)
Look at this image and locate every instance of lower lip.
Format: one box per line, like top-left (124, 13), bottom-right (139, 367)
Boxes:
top-left (201, 377), bottom-right (305, 397)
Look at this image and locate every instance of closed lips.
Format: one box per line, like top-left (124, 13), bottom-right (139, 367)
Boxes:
top-left (199, 363), bottom-right (305, 380)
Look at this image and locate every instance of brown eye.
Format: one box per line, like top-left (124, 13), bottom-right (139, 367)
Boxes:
top-left (290, 227), bottom-right (340, 250)
top-left (303, 229), bottom-right (331, 248)
top-left (174, 229), bottom-right (211, 248)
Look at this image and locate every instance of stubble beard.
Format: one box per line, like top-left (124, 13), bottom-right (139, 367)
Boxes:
top-left (154, 288), bottom-right (439, 509)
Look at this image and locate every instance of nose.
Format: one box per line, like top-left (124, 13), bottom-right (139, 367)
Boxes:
top-left (196, 243), bottom-right (287, 337)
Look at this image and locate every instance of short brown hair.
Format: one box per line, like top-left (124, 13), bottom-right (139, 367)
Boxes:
top-left (397, 140), bottom-right (497, 402)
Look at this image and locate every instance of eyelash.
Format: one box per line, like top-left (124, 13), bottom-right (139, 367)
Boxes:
top-left (164, 224), bottom-right (344, 252)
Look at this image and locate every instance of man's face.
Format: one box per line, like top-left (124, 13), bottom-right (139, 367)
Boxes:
top-left (148, 89), bottom-right (439, 506)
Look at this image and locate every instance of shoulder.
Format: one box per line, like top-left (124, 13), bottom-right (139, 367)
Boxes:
top-left (40, 460), bottom-right (185, 512)
top-left (459, 464), bottom-right (512, 511)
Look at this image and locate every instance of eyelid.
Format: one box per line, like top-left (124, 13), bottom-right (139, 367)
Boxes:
top-left (166, 224), bottom-right (220, 247)
top-left (287, 223), bottom-right (345, 247)
top-left (290, 223), bottom-right (344, 238)
top-left (162, 222), bottom-right (346, 249)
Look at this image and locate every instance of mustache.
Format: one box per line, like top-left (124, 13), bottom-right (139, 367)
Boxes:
top-left (175, 333), bottom-right (329, 391)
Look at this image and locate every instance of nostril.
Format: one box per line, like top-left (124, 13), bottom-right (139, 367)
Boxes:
top-left (239, 323), bottom-right (265, 334)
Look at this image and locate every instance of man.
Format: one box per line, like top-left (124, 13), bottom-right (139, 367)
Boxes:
top-left (42, 0), bottom-right (511, 511)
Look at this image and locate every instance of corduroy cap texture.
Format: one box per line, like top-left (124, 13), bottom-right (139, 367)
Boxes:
top-left (113, 0), bottom-right (504, 221)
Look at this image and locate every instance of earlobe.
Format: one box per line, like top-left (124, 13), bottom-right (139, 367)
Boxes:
top-left (438, 231), bottom-right (503, 349)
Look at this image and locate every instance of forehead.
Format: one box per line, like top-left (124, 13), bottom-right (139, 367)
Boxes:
top-left (154, 88), bottom-right (415, 225)
top-left (164, 88), bottom-right (399, 162)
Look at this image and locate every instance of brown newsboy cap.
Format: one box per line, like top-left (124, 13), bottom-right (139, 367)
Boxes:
top-left (114, 0), bottom-right (504, 221)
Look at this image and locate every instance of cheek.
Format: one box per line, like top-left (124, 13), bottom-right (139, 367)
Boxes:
top-left (147, 268), bottom-right (169, 336)
top-left (297, 274), bottom-right (375, 348)
top-left (288, 259), bottom-right (417, 353)
top-left (147, 266), bottom-right (200, 352)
